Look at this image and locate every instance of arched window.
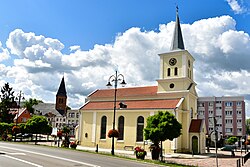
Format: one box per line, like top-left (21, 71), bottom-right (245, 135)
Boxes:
top-left (118, 116), bottom-right (124, 140)
top-left (174, 67), bottom-right (178, 76)
top-left (136, 116), bottom-right (144, 142)
top-left (167, 68), bottom-right (171, 76)
top-left (100, 116), bottom-right (107, 139)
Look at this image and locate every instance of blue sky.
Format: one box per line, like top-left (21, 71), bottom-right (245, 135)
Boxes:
top-left (0, 0), bottom-right (250, 117)
top-left (1, 0), bottom-right (249, 51)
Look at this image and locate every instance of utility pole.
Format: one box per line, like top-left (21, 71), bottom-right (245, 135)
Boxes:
top-left (213, 116), bottom-right (219, 167)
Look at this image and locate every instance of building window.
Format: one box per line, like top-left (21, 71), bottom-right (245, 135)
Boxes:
top-left (174, 67), bottom-right (178, 76)
top-left (100, 116), bottom-right (107, 139)
top-left (76, 113), bottom-right (79, 118)
top-left (136, 116), bottom-right (144, 142)
top-left (59, 98), bottom-right (64, 104)
top-left (198, 110), bottom-right (204, 115)
top-left (209, 102), bottom-right (213, 106)
top-left (237, 128), bottom-right (242, 133)
top-left (216, 101), bottom-right (221, 103)
top-left (118, 116), bottom-right (124, 140)
top-left (216, 107), bottom-right (222, 110)
top-left (226, 128), bottom-right (233, 133)
top-left (167, 68), bottom-right (171, 76)
top-left (237, 119), bottom-right (242, 123)
top-left (237, 110), bottom-right (242, 115)
top-left (225, 102), bottom-right (233, 107)
top-left (209, 110), bottom-right (213, 115)
top-left (225, 111), bottom-right (233, 115)
top-left (198, 102), bottom-right (205, 107)
top-left (208, 127), bottom-right (214, 131)
top-left (236, 102), bottom-right (242, 106)
top-left (225, 119), bottom-right (233, 124)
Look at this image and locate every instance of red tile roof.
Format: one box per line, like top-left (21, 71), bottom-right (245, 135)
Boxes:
top-left (189, 119), bottom-right (203, 133)
top-left (81, 99), bottom-right (180, 110)
top-left (89, 86), bottom-right (158, 98)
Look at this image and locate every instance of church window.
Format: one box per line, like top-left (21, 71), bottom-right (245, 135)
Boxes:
top-left (190, 71), bottom-right (192, 79)
top-left (100, 116), bottom-right (107, 139)
top-left (169, 83), bottom-right (175, 89)
top-left (118, 116), bottom-right (124, 140)
top-left (190, 108), bottom-right (193, 119)
top-left (167, 68), bottom-right (171, 76)
top-left (174, 67), bottom-right (178, 76)
top-left (59, 98), bottom-right (64, 104)
top-left (136, 116), bottom-right (144, 142)
top-left (187, 69), bottom-right (189, 78)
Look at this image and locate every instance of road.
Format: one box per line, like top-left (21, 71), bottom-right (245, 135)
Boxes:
top-left (0, 142), bottom-right (159, 167)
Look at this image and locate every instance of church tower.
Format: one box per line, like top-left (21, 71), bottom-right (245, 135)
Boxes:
top-left (56, 76), bottom-right (67, 116)
top-left (157, 7), bottom-right (205, 154)
top-left (157, 7), bottom-right (197, 97)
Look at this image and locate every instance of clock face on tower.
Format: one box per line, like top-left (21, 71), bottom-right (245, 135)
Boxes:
top-left (169, 58), bottom-right (177, 66)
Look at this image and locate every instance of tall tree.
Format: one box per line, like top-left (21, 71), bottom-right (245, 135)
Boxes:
top-left (0, 83), bottom-right (15, 123)
top-left (23, 98), bottom-right (41, 114)
top-left (144, 111), bottom-right (182, 144)
top-left (144, 111), bottom-right (182, 160)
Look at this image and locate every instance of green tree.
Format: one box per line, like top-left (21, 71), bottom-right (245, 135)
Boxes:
top-left (246, 118), bottom-right (250, 135)
top-left (227, 136), bottom-right (238, 145)
top-left (144, 111), bottom-right (182, 160)
top-left (144, 111), bottom-right (182, 145)
top-left (23, 98), bottom-right (41, 114)
top-left (0, 83), bottom-right (15, 123)
top-left (25, 115), bottom-right (52, 143)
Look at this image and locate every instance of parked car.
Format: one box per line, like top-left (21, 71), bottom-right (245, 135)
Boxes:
top-left (221, 145), bottom-right (236, 151)
top-left (22, 133), bottom-right (33, 138)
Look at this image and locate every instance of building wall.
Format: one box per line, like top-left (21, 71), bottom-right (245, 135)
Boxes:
top-left (17, 109), bottom-right (31, 123)
top-left (197, 96), bottom-right (245, 138)
top-left (81, 108), bottom-right (193, 153)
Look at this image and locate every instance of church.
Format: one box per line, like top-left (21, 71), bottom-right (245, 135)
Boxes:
top-left (78, 8), bottom-right (206, 154)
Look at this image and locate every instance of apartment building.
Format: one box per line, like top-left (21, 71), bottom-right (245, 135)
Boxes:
top-left (197, 96), bottom-right (246, 138)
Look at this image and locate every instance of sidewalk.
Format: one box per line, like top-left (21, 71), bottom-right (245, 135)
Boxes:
top-left (76, 146), bottom-right (250, 167)
top-left (39, 141), bottom-right (250, 167)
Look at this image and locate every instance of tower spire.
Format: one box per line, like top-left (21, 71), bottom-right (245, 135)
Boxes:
top-left (56, 76), bottom-right (67, 97)
top-left (170, 6), bottom-right (185, 51)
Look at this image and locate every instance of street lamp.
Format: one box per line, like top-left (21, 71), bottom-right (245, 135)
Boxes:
top-left (106, 70), bottom-right (126, 155)
top-left (14, 90), bottom-right (25, 142)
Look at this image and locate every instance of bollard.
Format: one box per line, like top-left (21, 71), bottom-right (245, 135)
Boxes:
top-left (237, 159), bottom-right (241, 167)
top-left (95, 144), bottom-right (98, 153)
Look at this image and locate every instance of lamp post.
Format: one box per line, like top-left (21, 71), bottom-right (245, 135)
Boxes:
top-left (14, 90), bottom-right (25, 142)
top-left (106, 70), bottom-right (126, 155)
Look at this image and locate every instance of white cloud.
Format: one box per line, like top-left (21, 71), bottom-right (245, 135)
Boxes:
top-left (69, 45), bottom-right (80, 52)
top-left (0, 41), bottom-right (10, 62)
top-left (226, 0), bottom-right (246, 14)
top-left (1, 15), bottom-right (250, 117)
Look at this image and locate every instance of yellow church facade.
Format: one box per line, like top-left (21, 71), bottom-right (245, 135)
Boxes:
top-left (78, 8), bottom-right (206, 154)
